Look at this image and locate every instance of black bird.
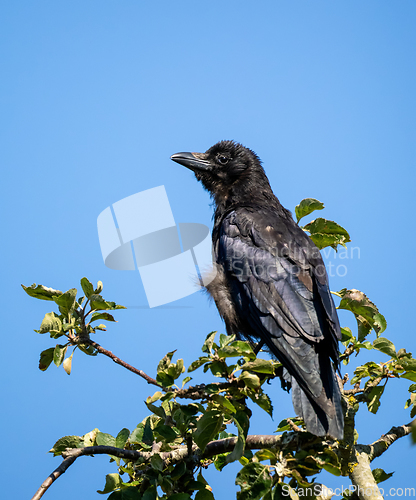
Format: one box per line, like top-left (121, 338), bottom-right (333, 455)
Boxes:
top-left (171, 141), bottom-right (344, 439)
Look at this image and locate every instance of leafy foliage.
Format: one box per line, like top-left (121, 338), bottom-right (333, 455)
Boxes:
top-left (22, 277), bottom-right (125, 374)
top-left (25, 199), bottom-right (415, 499)
top-left (296, 198), bottom-right (350, 251)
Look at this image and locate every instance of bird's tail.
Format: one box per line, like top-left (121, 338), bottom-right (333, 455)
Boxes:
top-left (290, 366), bottom-right (344, 440)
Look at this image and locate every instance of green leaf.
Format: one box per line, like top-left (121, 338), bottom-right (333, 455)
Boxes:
top-left (157, 351), bottom-right (174, 372)
top-left (247, 390), bottom-right (273, 417)
top-left (22, 283), bottom-right (63, 301)
top-left (90, 312), bottom-right (116, 323)
top-left (95, 281), bottom-right (103, 294)
top-left (236, 462), bottom-right (272, 500)
top-left (97, 473), bottom-right (122, 494)
top-left (168, 494), bottom-right (191, 500)
top-left (107, 488), bottom-right (141, 500)
top-left (373, 338), bottom-right (396, 358)
top-left (37, 312), bottom-right (62, 335)
top-left (295, 198), bottom-right (325, 223)
top-left (209, 360), bottom-right (227, 377)
top-left (182, 376), bottom-right (192, 387)
top-left (372, 468), bottom-right (394, 484)
top-left (197, 471), bottom-right (209, 486)
top-left (234, 410), bottom-right (250, 438)
top-left (39, 347), bottom-right (55, 371)
top-left (171, 461), bottom-right (187, 480)
top-left (399, 357), bottom-right (416, 372)
top-left (195, 488), bottom-right (215, 500)
top-left (202, 331), bottom-right (217, 354)
top-left (142, 486), bottom-right (157, 500)
top-left (188, 356), bottom-right (211, 372)
top-left (337, 289), bottom-right (387, 336)
top-left (193, 410), bottom-right (223, 451)
top-left (291, 470), bottom-right (313, 488)
top-left (116, 428), bottom-right (130, 449)
top-left (90, 294), bottom-right (126, 311)
top-left (53, 288), bottom-right (78, 317)
top-left (53, 344), bottom-right (67, 367)
top-left (340, 327), bottom-right (354, 343)
top-left (367, 386), bottom-right (385, 414)
top-left (239, 359), bottom-right (275, 374)
top-left (147, 391), bottom-right (163, 404)
top-left (275, 417), bottom-right (304, 432)
top-left (226, 416), bottom-right (246, 464)
top-left (150, 453), bottom-right (164, 471)
top-left (219, 333), bottom-right (236, 347)
top-left (239, 371), bottom-right (261, 389)
top-left (83, 429), bottom-right (98, 447)
top-left (356, 315), bottom-right (372, 342)
top-left (402, 372), bottom-right (416, 382)
top-left (96, 432), bottom-right (116, 447)
top-left (211, 394), bottom-right (237, 413)
top-left (50, 435), bottom-right (83, 456)
top-left (185, 480), bottom-right (206, 491)
top-left (213, 453), bottom-right (230, 471)
top-left (142, 418), bottom-right (154, 445)
top-left (320, 462), bottom-right (341, 476)
top-left (154, 423), bottom-right (179, 442)
top-left (156, 353), bottom-right (184, 386)
top-left (168, 357), bottom-right (185, 381)
top-left (373, 313), bottom-right (387, 335)
top-left (80, 277), bottom-right (95, 299)
top-left (129, 424), bottom-right (144, 444)
top-left (61, 322), bottom-right (75, 334)
top-left (146, 400), bottom-right (166, 419)
top-left (254, 449), bottom-right (276, 462)
top-left (78, 343), bottom-right (98, 356)
top-left (303, 218), bottom-right (350, 250)
top-left (217, 341), bottom-right (255, 359)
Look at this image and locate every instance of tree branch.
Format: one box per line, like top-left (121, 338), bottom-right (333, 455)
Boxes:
top-left (349, 451), bottom-right (383, 500)
top-left (74, 338), bottom-right (247, 401)
top-left (33, 432), bottom-right (322, 498)
top-left (30, 455), bottom-right (78, 500)
top-left (347, 420), bottom-right (414, 500)
top-left (59, 432), bottom-right (318, 463)
top-left (357, 419), bottom-right (415, 462)
top-left (173, 381), bottom-right (242, 400)
top-left (80, 339), bottom-right (163, 388)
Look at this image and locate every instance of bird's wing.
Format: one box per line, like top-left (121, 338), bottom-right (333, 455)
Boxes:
top-left (217, 208), bottom-right (341, 405)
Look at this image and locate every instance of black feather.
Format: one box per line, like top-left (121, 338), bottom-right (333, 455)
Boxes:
top-left (171, 140), bottom-right (344, 439)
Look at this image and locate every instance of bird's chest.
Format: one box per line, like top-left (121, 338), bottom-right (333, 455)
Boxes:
top-left (204, 265), bottom-right (240, 334)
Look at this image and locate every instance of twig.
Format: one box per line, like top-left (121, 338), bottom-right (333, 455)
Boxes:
top-left (69, 338), bottom-right (242, 400)
top-left (173, 381), bottom-right (242, 400)
top-left (287, 418), bottom-right (302, 432)
top-left (80, 339), bottom-right (163, 388)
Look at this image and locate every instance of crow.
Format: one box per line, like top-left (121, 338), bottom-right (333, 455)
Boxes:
top-left (171, 140), bottom-right (344, 439)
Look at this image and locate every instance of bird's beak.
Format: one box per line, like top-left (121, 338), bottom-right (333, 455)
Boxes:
top-left (170, 152), bottom-right (211, 172)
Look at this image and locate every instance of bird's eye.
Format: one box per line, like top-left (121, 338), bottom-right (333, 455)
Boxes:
top-left (218, 155), bottom-right (229, 165)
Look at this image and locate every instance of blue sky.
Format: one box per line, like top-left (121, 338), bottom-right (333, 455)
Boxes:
top-left (1, 1), bottom-right (415, 499)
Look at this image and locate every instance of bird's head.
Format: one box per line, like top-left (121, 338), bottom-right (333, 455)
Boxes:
top-left (171, 140), bottom-right (273, 208)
